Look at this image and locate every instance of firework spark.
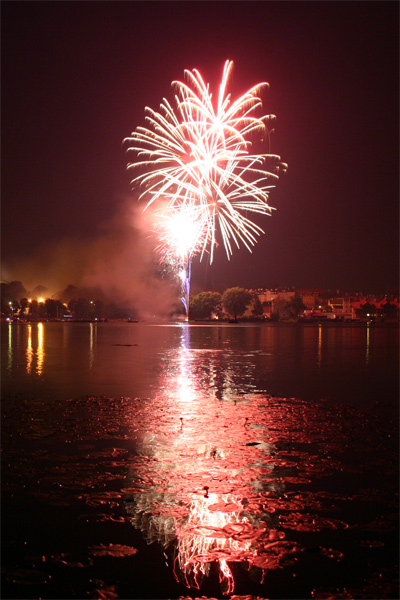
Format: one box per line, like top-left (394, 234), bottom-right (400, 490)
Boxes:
top-left (124, 60), bottom-right (286, 264)
top-left (152, 205), bottom-right (204, 315)
top-left (124, 61), bottom-right (285, 318)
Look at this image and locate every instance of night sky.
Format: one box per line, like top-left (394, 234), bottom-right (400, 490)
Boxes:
top-left (2, 1), bottom-right (399, 298)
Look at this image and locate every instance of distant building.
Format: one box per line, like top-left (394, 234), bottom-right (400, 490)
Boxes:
top-left (351, 299), bottom-right (399, 321)
top-left (295, 289), bottom-right (322, 310)
top-left (327, 297), bottom-right (353, 320)
top-left (252, 288), bottom-right (399, 322)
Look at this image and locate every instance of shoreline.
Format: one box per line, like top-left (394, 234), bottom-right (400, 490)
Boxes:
top-left (189, 319), bottom-right (399, 327)
top-left (2, 318), bottom-right (398, 328)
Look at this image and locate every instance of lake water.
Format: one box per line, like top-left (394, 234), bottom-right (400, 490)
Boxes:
top-left (1, 321), bottom-right (399, 599)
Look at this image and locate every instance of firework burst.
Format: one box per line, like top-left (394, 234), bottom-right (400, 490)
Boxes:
top-left (124, 60), bottom-right (286, 263)
top-left (124, 61), bottom-right (286, 316)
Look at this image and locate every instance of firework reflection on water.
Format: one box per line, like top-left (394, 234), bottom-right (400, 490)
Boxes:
top-left (124, 326), bottom-right (300, 594)
top-left (2, 323), bottom-right (397, 598)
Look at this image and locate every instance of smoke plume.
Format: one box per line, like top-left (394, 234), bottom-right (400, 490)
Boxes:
top-left (1, 199), bottom-right (182, 319)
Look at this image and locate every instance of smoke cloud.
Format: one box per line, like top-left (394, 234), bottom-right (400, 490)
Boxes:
top-left (1, 199), bottom-right (182, 319)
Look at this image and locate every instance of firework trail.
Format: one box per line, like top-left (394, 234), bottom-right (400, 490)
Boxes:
top-left (124, 60), bottom-right (286, 313)
top-left (152, 205), bottom-right (205, 314)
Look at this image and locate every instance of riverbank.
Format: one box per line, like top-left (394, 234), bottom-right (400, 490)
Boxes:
top-left (3, 317), bottom-right (399, 328)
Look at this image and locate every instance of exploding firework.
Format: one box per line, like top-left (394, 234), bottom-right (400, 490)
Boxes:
top-left (124, 60), bottom-right (286, 314)
top-left (153, 205), bottom-right (206, 314)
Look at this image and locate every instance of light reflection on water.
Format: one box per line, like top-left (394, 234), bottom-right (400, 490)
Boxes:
top-left (24, 322), bottom-right (45, 375)
top-left (26, 323), bottom-right (33, 373)
top-left (89, 322), bottom-right (97, 370)
top-left (317, 324), bottom-right (322, 367)
top-left (37, 322), bottom-right (44, 375)
top-left (3, 322), bottom-right (398, 405)
top-left (1, 322), bottom-right (398, 598)
top-left (123, 326), bottom-right (334, 594)
top-left (7, 321), bottom-right (12, 372)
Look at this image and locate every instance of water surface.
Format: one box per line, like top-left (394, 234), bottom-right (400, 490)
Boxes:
top-left (2, 322), bottom-right (398, 599)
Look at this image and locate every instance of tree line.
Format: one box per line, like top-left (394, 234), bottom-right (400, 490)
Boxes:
top-left (1, 280), bottom-right (307, 321)
top-left (189, 288), bottom-right (306, 320)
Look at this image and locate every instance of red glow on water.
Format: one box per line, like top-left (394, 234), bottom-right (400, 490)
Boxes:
top-left (174, 492), bottom-right (255, 593)
top-left (125, 328), bottom-right (302, 593)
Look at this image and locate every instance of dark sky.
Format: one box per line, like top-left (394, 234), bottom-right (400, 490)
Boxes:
top-left (2, 1), bottom-right (399, 297)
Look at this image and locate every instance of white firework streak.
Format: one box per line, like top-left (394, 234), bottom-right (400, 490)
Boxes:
top-left (124, 60), bottom-right (286, 264)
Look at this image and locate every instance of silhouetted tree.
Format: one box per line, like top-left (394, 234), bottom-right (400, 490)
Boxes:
top-left (286, 295), bottom-right (307, 317)
top-left (1, 281), bottom-right (27, 302)
top-left (44, 299), bottom-right (65, 319)
top-left (60, 285), bottom-right (79, 304)
top-left (19, 298), bottom-right (29, 318)
top-left (78, 298), bottom-right (91, 319)
top-left (252, 295), bottom-right (264, 317)
top-left (272, 297), bottom-right (291, 320)
top-left (28, 299), bottom-right (45, 320)
top-left (189, 292), bottom-right (221, 320)
top-left (221, 287), bottom-right (252, 320)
